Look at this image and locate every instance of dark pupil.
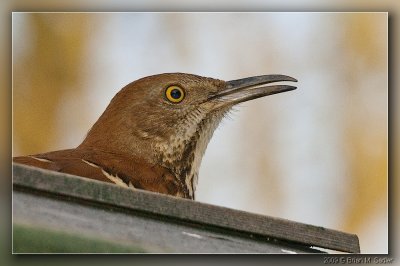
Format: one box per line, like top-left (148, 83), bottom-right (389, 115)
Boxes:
top-left (170, 89), bottom-right (181, 99)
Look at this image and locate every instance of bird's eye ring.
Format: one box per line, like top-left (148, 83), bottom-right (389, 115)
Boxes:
top-left (165, 85), bottom-right (185, 103)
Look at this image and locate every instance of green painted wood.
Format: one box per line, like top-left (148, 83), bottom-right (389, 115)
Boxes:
top-left (13, 224), bottom-right (146, 253)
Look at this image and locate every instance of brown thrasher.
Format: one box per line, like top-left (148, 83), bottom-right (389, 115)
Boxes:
top-left (13, 73), bottom-right (297, 199)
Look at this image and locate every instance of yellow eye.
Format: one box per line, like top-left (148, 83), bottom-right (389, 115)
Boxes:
top-left (165, 85), bottom-right (185, 103)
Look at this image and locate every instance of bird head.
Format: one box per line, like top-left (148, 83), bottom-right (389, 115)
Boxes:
top-left (80, 73), bottom-right (297, 198)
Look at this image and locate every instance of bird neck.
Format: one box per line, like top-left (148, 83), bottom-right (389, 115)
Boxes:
top-left (153, 109), bottom-right (226, 199)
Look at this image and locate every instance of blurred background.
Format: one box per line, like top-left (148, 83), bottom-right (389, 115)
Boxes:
top-left (12, 13), bottom-right (387, 253)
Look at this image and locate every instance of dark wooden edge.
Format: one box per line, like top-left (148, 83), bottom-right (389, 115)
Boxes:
top-left (12, 163), bottom-right (360, 253)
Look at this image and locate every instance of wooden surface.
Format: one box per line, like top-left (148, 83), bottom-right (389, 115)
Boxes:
top-left (14, 191), bottom-right (319, 253)
top-left (12, 163), bottom-right (360, 253)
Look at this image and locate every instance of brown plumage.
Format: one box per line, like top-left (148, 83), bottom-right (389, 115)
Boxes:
top-left (13, 73), bottom-right (297, 199)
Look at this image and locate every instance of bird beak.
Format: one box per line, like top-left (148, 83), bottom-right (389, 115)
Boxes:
top-left (208, 74), bottom-right (297, 106)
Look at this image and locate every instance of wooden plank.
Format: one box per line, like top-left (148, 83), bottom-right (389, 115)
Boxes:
top-left (14, 191), bottom-right (320, 253)
top-left (12, 163), bottom-right (360, 253)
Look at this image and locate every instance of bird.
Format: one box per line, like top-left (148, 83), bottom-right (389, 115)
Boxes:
top-left (13, 73), bottom-right (297, 200)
